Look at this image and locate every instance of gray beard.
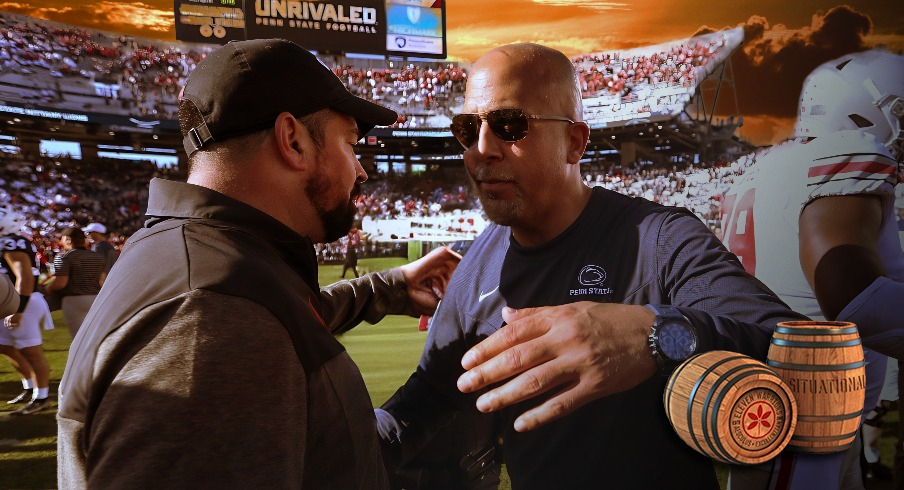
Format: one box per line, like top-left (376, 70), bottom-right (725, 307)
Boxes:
top-left (469, 177), bottom-right (523, 226)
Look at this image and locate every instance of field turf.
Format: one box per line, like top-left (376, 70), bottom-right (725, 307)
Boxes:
top-left (0, 259), bottom-right (897, 489)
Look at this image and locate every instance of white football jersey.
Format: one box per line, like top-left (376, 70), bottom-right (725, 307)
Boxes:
top-left (721, 130), bottom-right (903, 320)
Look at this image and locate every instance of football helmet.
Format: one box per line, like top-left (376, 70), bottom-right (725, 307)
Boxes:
top-left (0, 205), bottom-right (23, 235)
top-left (794, 49), bottom-right (904, 160)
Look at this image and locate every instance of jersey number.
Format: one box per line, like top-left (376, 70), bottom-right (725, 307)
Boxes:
top-left (720, 188), bottom-right (756, 275)
top-left (1, 238), bottom-right (28, 251)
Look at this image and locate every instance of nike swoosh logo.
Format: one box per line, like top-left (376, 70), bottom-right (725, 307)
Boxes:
top-left (478, 286), bottom-right (499, 302)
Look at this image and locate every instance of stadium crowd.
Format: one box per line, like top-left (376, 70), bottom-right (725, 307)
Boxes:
top-left (0, 11), bottom-right (469, 124)
top-left (0, 147), bottom-right (755, 272)
top-left (335, 62), bottom-right (468, 125)
top-left (0, 152), bottom-right (487, 267)
top-left (0, 12), bottom-right (204, 119)
top-left (573, 34), bottom-right (727, 98)
top-left (582, 156), bottom-right (753, 237)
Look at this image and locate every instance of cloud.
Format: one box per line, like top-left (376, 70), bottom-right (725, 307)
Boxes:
top-left (736, 115), bottom-right (795, 148)
top-left (711, 5), bottom-right (874, 119)
top-left (0, 1), bottom-right (175, 39)
top-left (93, 2), bottom-right (174, 33)
top-left (531, 0), bottom-right (630, 12)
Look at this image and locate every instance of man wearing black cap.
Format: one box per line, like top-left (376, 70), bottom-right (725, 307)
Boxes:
top-left (57, 39), bottom-right (460, 489)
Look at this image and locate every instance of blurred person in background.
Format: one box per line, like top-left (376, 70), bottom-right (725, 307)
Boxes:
top-left (46, 226), bottom-right (104, 338)
top-left (0, 273), bottom-right (17, 316)
top-left (83, 222), bottom-right (118, 279)
top-left (723, 49), bottom-right (904, 490)
top-left (342, 226), bottom-right (362, 278)
top-left (0, 205), bottom-right (53, 416)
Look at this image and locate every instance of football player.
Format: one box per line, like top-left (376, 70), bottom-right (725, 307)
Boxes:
top-left (723, 49), bottom-right (904, 489)
top-left (0, 205), bottom-right (53, 415)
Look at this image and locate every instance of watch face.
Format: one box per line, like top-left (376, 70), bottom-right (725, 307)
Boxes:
top-left (659, 323), bottom-right (697, 361)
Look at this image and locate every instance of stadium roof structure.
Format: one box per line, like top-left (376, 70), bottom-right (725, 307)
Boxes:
top-left (574, 28), bottom-right (744, 130)
top-left (0, 11), bottom-right (752, 171)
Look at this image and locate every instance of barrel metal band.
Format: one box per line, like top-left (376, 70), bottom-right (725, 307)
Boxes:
top-left (702, 362), bottom-right (752, 463)
top-left (688, 354), bottom-right (748, 461)
top-left (665, 352), bottom-right (704, 422)
top-left (767, 360), bottom-right (865, 371)
top-left (791, 429), bottom-right (859, 442)
top-left (798, 411), bottom-right (862, 422)
top-left (775, 326), bottom-right (858, 335)
top-left (711, 369), bottom-right (785, 463)
top-left (770, 338), bottom-right (862, 348)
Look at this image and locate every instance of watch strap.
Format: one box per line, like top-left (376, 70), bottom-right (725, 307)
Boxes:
top-left (645, 304), bottom-right (696, 375)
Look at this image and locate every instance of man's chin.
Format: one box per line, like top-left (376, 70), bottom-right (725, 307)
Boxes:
top-left (479, 197), bottom-right (521, 226)
top-left (320, 205), bottom-right (357, 243)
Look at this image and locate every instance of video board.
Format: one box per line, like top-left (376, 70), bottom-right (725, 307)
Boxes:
top-left (174, 0), bottom-right (447, 59)
top-left (574, 27), bottom-right (743, 129)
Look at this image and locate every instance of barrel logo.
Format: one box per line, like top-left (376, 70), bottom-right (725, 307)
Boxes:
top-left (731, 389), bottom-right (785, 449)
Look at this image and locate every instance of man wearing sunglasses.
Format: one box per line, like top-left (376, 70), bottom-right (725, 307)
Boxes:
top-left (377, 43), bottom-right (805, 488)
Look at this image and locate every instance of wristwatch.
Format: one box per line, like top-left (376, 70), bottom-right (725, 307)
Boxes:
top-left (645, 304), bottom-right (698, 374)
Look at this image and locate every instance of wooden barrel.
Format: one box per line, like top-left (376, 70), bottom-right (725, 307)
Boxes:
top-left (767, 321), bottom-right (866, 453)
top-left (664, 350), bottom-right (797, 465)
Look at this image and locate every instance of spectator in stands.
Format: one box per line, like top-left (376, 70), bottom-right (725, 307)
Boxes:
top-left (56, 38), bottom-right (460, 488)
top-left (83, 222), bottom-right (117, 277)
top-left (376, 42), bottom-right (804, 489)
top-left (0, 205), bottom-right (53, 416)
top-left (46, 226), bottom-right (104, 338)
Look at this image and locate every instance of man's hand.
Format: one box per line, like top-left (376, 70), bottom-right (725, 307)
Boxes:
top-left (399, 246), bottom-right (462, 317)
top-left (4, 312), bottom-right (23, 330)
top-left (456, 302), bottom-right (657, 432)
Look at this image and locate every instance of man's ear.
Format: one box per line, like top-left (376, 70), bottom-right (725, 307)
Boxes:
top-left (274, 112), bottom-right (313, 170)
top-left (566, 121), bottom-right (590, 165)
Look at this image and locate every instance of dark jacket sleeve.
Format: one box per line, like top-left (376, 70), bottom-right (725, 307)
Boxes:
top-left (376, 249), bottom-right (487, 473)
top-left (319, 268), bottom-right (411, 335)
top-left (651, 209), bottom-right (809, 361)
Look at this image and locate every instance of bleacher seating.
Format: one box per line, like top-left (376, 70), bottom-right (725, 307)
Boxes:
top-left (0, 11), bottom-right (758, 265)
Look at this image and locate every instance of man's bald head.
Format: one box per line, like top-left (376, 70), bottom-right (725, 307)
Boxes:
top-left (468, 43), bottom-right (583, 121)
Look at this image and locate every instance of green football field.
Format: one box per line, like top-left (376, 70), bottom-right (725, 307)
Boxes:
top-left (0, 259), bottom-right (898, 488)
top-left (0, 259), bottom-right (484, 488)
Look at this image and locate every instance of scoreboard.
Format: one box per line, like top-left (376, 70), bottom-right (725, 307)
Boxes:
top-left (174, 0), bottom-right (447, 59)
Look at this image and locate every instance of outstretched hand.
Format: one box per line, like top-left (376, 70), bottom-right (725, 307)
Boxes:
top-left (399, 246), bottom-right (462, 317)
top-left (456, 302), bottom-right (657, 432)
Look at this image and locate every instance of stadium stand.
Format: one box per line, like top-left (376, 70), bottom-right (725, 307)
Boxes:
top-left (0, 11), bottom-right (760, 268)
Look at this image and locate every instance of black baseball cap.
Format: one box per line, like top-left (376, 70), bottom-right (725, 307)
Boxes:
top-left (181, 38), bottom-right (398, 156)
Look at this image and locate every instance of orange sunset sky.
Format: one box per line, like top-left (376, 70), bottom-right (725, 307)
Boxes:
top-left (1, 0), bottom-right (902, 146)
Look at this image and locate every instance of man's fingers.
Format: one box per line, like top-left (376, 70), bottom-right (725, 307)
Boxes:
top-left (458, 334), bottom-right (556, 393)
top-left (511, 380), bottom-right (586, 432)
top-left (500, 305), bottom-right (545, 325)
top-left (472, 364), bottom-right (573, 413)
top-left (460, 318), bottom-right (548, 371)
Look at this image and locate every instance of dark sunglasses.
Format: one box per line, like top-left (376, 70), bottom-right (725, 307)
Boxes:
top-left (450, 109), bottom-right (575, 149)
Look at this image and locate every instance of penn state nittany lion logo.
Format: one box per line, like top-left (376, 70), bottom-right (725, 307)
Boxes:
top-left (578, 265), bottom-right (607, 286)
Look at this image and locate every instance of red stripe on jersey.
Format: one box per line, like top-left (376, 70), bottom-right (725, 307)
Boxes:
top-left (808, 160), bottom-right (895, 178)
